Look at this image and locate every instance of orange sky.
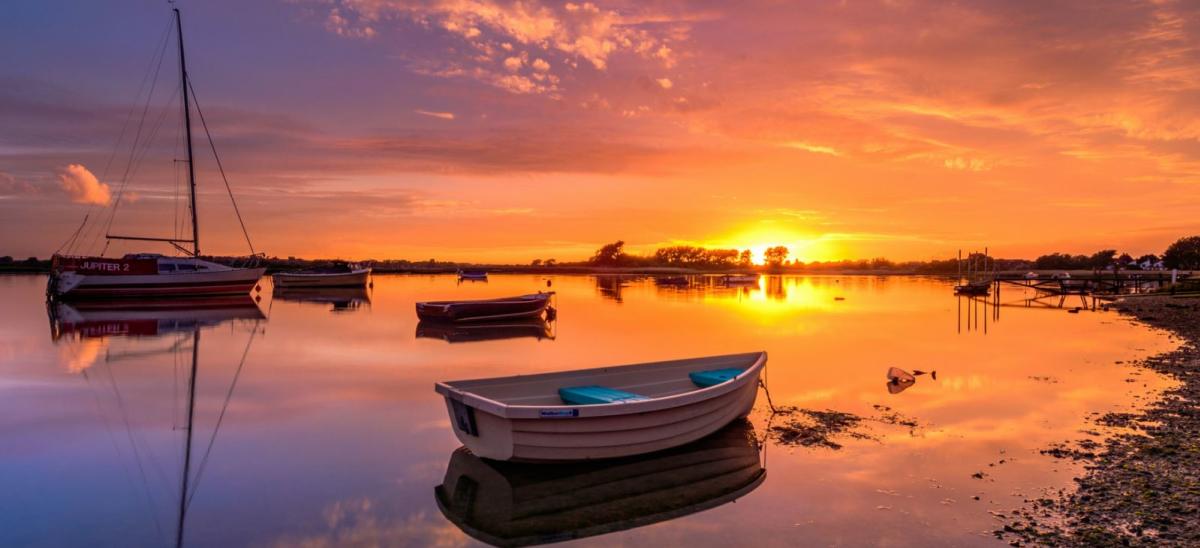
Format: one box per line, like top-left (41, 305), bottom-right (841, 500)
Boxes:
top-left (2, 0), bottom-right (1199, 262)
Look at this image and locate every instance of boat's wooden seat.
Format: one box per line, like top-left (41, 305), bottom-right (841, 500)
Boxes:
top-left (558, 385), bottom-right (650, 405)
top-left (688, 368), bottom-right (745, 388)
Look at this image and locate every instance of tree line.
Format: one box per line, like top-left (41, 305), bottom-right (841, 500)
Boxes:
top-left (575, 236), bottom-right (1200, 272)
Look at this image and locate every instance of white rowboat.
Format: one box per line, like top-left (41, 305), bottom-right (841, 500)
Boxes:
top-left (434, 352), bottom-right (766, 461)
top-left (273, 267), bottom-right (371, 288)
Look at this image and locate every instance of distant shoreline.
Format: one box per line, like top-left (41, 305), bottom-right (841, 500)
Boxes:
top-left (3, 262), bottom-right (1193, 278)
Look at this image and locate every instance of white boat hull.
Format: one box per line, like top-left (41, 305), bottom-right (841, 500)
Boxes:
top-left (272, 268), bottom-right (371, 288)
top-left (52, 267), bottom-right (265, 299)
top-left (436, 352), bottom-right (766, 462)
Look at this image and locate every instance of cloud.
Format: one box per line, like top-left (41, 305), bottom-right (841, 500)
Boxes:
top-left (943, 157), bottom-right (990, 171)
top-left (415, 109), bottom-right (456, 120)
top-left (326, 8), bottom-right (376, 38)
top-left (57, 164), bottom-right (110, 205)
top-left (656, 77), bottom-right (673, 89)
top-left (781, 142), bottom-right (842, 157)
top-left (0, 172), bottom-right (37, 198)
top-left (306, 0), bottom-right (685, 94)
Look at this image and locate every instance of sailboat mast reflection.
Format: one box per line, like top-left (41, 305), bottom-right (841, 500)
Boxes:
top-left (49, 295), bottom-right (265, 547)
top-left (177, 327), bottom-right (198, 548)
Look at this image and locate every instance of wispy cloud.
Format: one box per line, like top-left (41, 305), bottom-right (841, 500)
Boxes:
top-left (415, 109), bottom-right (455, 120)
top-left (781, 142), bottom-right (842, 157)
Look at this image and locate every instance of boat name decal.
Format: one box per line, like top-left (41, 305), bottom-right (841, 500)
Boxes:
top-left (540, 409), bottom-right (580, 418)
top-left (82, 261), bottom-right (130, 272)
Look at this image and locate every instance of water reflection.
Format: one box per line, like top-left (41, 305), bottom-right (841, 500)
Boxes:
top-left (416, 318), bottom-right (556, 343)
top-left (45, 297), bottom-right (265, 547)
top-left (594, 275), bottom-right (636, 303)
top-left (271, 286), bottom-right (371, 313)
top-left (0, 274), bottom-right (1179, 547)
top-left (956, 293), bottom-right (1000, 334)
top-left (434, 420), bottom-right (765, 547)
top-left (49, 297), bottom-right (264, 342)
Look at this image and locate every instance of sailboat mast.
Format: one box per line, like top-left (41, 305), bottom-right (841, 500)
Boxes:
top-left (175, 8), bottom-right (200, 257)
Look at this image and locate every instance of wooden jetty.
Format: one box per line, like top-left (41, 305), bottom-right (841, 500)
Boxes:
top-left (992, 270), bottom-right (1190, 296)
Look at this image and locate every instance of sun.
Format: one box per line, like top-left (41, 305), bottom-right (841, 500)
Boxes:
top-left (707, 225), bottom-right (838, 264)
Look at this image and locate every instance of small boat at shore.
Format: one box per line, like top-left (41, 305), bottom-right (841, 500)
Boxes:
top-left (417, 292), bottom-right (553, 323)
top-left (458, 269), bottom-right (488, 281)
top-left (273, 261), bottom-right (370, 288)
top-left (434, 420), bottom-right (765, 546)
top-left (434, 351), bottom-right (765, 461)
top-left (722, 274), bottom-right (759, 285)
top-left (953, 281), bottom-right (991, 296)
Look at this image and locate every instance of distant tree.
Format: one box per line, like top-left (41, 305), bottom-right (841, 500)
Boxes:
top-left (1163, 236), bottom-right (1200, 270)
top-left (870, 257), bottom-right (893, 269)
top-left (545, 258), bottom-right (557, 267)
top-left (1117, 253), bottom-right (1134, 265)
top-left (1035, 252), bottom-right (1089, 270)
top-left (737, 250), bottom-right (752, 267)
top-left (0, 256), bottom-right (11, 264)
top-left (24, 257), bottom-right (38, 264)
top-left (1089, 249), bottom-right (1118, 269)
top-left (590, 241), bottom-right (627, 266)
top-left (705, 248), bottom-right (740, 267)
top-left (530, 259), bottom-right (542, 266)
top-left (763, 246), bottom-right (789, 269)
top-left (1137, 253), bottom-right (1159, 264)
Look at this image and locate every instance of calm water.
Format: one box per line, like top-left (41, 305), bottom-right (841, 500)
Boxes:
top-left (0, 274), bottom-right (1177, 547)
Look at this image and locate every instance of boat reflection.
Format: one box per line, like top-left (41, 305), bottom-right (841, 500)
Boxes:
top-left (46, 296), bottom-right (264, 547)
top-left (416, 318), bottom-right (555, 343)
top-left (271, 286), bottom-right (371, 313)
top-left (434, 420), bottom-right (765, 547)
top-left (49, 295), bottom-right (265, 341)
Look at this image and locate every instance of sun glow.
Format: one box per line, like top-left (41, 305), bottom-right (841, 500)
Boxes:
top-left (708, 226), bottom-right (839, 264)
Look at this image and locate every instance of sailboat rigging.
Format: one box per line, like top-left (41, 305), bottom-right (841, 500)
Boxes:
top-left (48, 7), bottom-right (264, 300)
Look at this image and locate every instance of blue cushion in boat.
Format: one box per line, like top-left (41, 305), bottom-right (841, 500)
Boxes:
top-left (689, 368), bottom-right (744, 388)
top-left (558, 385), bottom-right (649, 405)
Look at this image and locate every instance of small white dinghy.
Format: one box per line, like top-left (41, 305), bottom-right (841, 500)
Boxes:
top-left (434, 351), bottom-right (766, 461)
top-left (273, 262), bottom-right (371, 288)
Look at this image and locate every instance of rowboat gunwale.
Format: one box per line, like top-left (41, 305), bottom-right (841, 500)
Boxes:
top-left (272, 267), bottom-right (371, 279)
top-left (434, 351), bottom-right (766, 420)
top-left (416, 292), bottom-right (554, 322)
top-left (418, 292), bottom-right (552, 307)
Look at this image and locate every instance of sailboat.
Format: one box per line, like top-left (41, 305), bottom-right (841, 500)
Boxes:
top-left (48, 8), bottom-right (264, 300)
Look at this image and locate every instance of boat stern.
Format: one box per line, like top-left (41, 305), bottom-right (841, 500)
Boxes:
top-left (437, 385), bottom-right (516, 461)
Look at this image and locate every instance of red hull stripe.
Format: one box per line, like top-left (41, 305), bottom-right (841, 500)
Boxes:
top-left (62, 282), bottom-right (258, 298)
top-left (69, 278), bottom-right (260, 290)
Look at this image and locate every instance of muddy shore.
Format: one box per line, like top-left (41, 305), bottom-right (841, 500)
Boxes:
top-left (1003, 296), bottom-right (1200, 546)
